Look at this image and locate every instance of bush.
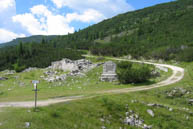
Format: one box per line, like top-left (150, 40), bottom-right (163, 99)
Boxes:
top-left (116, 61), bottom-right (152, 84)
top-left (13, 62), bottom-right (26, 73)
top-left (177, 47), bottom-right (193, 62)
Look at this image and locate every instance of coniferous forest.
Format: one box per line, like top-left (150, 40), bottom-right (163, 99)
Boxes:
top-left (0, 40), bottom-right (84, 71)
top-left (1, 0), bottom-right (193, 71)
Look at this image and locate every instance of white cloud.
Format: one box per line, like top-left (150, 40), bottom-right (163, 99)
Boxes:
top-left (47, 15), bottom-right (74, 35)
top-left (12, 13), bottom-right (47, 35)
top-left (51, 0), bottom-right (134, 18)
top-left (0, 0), bottom-right (25, 43)
top-left (0, 28), bottom-right (25, 43)
top-left (12, 5), bottom-right (74, 35)
top-left (7, 0), bottom-right (133, 42)
top-left (30, 5), bottom-right (51, 17)
top-left (0, 0), bottom-right (16, 30)
top-left (0, 0), bottom-right (15, 13)
top-left (65, 9), bottom-right (106, 23)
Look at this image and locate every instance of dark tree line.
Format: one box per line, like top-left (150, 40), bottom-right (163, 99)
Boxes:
top-left (0, 40), bottom-right (85, 72)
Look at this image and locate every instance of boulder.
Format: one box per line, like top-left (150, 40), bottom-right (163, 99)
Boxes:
top-left (25, 122), bottom-right (30, 128)
top-left (189, 99), bottom-right (193, 105)
top-left (0, 77), bottom-right (8, 81)
top-left (166, 87), bottom-right (188, 98)
top-left (147, 109), bottom-right (154, 117)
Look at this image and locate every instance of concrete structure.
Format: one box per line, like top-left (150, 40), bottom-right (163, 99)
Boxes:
top-left (101, 61), bottom-right (117, 82)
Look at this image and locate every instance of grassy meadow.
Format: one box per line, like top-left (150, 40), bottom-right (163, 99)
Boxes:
top-left (0, 57), bottom-right (171, 102)
top-left (1, 58), bottom-right (192, 129)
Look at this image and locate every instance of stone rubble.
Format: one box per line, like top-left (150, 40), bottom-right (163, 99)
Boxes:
top-left (3, 70), bottom-right (16, 75)
top-left (166, 87), bottom-right (189, 98)
top-left (188, 99), bottom-right (193, 105)
top-left (22, 67), bottom-right (37, 72)
top-left (43, 58), bottom-right (101, 82)
top-left (147, 109), bottom-right (154, 117)
top-left (51, 59), bottom-right (93, 72)
top-left (123, 110), bottom-right (152, 129)
top-left (0, 77), bottom-right (8, 81)
top-left (123, 105), bottom-right (152, 129)
top-left (147, 103), bottom-right (173, 112)
top-left (25, 122), bottom-right (30, 128)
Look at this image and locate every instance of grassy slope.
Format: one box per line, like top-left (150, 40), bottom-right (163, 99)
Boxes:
top-left (0, 61), bottom-right (192, 129)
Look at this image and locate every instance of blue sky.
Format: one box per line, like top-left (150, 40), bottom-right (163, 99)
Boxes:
top-left (0, 0), bottom-right (173, 43)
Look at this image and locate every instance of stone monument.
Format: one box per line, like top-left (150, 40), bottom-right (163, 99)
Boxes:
top-left (101, 61), bottom-right (117, 82)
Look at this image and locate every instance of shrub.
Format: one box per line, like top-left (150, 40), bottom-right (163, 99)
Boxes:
top-left (177, 47), bottom-right (193, 62)
top-left (13, 62), bottom-right (26, 72)
top-left (116, 61), bottom-right (152, 84)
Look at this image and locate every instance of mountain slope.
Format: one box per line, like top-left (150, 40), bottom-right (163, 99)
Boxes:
top-left (1, 0), bottom-right (193, 71)
top-left (52, 0), bottom-right (193, 61)
top-left (0, 35), bottom-right (56, 48)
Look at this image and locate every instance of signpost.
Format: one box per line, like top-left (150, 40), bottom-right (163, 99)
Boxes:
top-left (32, 80), bottom-right (40, 111)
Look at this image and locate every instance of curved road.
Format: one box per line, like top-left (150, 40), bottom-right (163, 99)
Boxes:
top-left (0, 57), bottom-right (184, 108)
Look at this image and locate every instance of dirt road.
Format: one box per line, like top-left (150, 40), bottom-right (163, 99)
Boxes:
top-left (0, 57), bottom-right (184, 108)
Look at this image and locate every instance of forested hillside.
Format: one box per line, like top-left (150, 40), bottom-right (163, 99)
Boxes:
top-left (0, 40), bottom-right (84, 71)
top-left (51, 0), bottom-right (193, 61)
top-left (1, 0), bottom-right (193, 71)
top-left (0, 35), bottom-right (56, 48)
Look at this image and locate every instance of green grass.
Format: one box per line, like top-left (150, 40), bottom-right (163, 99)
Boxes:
top-left (0, 61), bottom-right (192, 129)
top-left (0, 91), bottom-right (192, 129)
top-left (0, 58), bottom-right (171, 102)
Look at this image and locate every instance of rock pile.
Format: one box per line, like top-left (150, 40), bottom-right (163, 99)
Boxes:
top-left (166, 87), bottom-right (189, 98)
top-left (25, 122), bottom-right (30, 128)
top-left (124, 110), bottom-right (152, 129)
top-left (189, 99), bottom-right (193, 105)
top-left (147, 103), bottom-right (173, 112)
top-left (3, 70), bottom-right (15, 75)
top-left (0, 77), bottom-right (8, 81)
top-left (124, 105), bottom-right (152, 129)
top-left (51, 58), bottom-right (93, 72)
top-left (43, 70), bottom-right (67, 83)
top-left (22, 67), bottom-right (37, 72)
top-left (43, 58), bottom-right (101, 82)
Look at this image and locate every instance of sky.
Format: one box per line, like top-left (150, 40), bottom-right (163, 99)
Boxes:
top-left (0, 0), bottom-right (174, 43)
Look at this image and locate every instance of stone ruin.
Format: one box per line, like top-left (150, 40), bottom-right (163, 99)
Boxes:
top-left (51, 58), bottom-right (92, 72)
top-left (43, 58), bottom-right (101, 82)
top-left (101, 61), bottom-right (117, 82)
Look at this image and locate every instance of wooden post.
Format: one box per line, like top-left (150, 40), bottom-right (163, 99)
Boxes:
top-left (32, 80), bottom-right (40, 111)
